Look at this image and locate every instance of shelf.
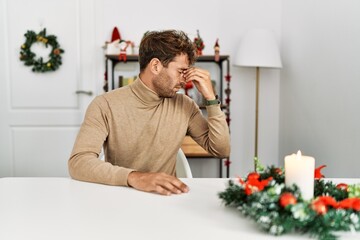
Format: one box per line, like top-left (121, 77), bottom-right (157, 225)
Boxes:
top-left (105, 54), bottom-right (139, 62)
top-left (105, 54), bottom-right (230, 63)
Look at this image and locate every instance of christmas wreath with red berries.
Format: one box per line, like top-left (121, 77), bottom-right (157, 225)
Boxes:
top-left (219, 165), bottom-right (360, 240)
top-left (19, 28), bottom-right (64, 73)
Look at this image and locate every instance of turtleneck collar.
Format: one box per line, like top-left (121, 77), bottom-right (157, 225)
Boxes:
top-left (130, 77), bottom-right (163, 106)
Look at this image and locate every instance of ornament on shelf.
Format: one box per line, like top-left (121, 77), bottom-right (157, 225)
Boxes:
top-left (111, 27), bottom-right (121, 42)
top-left (194, 30), bottom-right (205, 56)
top-left (103, 27), bottom-right (134, 56)
top-left (118, 40), bottom-right (131, 62)
top-left (214, 38), bottom-right (220, 62)
top-left (103, 27), bottom-right (135, 91)
top-left (105, 39), bottom-right (121, 55)
top-left (104, 27), bottom-right (122, 55)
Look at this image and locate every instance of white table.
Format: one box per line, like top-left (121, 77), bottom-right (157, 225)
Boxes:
top-left (0, 178), bottom-right (359, 240)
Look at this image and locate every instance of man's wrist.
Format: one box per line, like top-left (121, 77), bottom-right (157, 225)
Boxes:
top-left (127, 171), bottom-right (139, 187)
top-left (205, 95), bottom-right (220, 106)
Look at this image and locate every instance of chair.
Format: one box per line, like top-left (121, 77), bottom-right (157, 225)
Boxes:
top-left (100, 148), bottom-right (192, 178)
top-left (176, 149), bottom-right (193, 178)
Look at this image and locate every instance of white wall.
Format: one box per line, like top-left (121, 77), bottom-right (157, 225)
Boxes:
top-left (219, 1), bottom-right (282, 176)
top-left (280, 0), bottom-right (360, 177)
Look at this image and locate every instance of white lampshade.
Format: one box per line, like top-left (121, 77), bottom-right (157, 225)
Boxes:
top-left (234, 29), bottom-right (282, 68)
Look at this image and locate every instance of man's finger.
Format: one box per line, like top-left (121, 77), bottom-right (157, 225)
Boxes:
top-left (155, 185), bottom-right (171, 196)
top-left (166, 178), bottom-right (189, 193)
top-left (161, 181), bottom-right (182, 194)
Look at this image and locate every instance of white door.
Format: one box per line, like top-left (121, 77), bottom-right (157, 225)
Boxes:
top-left (0, 0), bottom-right (103, 177)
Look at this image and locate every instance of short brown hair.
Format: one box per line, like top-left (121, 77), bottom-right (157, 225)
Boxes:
top-left (139, 30), bottom-right (197, 72)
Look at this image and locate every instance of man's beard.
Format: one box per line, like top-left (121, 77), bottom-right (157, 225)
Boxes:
top-left (153, 70), bottom-right (179, 98)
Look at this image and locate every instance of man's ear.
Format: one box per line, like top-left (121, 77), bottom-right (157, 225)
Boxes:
top-left (149, 58), bottom-right (163, 75)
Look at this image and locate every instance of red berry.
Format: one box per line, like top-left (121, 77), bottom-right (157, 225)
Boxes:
top-left (247, 172), bottom-right (260, 181)
top-left (336, 183), bottom-right (348, 191)
top-left (312, 200), bottom-right (328, 215)
top-left (279, 192), bottom-right (297, 207)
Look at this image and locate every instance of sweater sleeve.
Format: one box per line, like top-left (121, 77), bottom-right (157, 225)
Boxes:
top-left (68, 96), bottom-right (134, 186)
top-left (187, 101), bottom-right (230, 158)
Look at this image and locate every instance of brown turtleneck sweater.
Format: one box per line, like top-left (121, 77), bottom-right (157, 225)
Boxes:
top-left (68, 78), bottom-right (230, 186)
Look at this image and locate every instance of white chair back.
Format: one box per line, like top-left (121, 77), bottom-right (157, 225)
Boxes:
top-left (176, 149), bottom-right (193, 178)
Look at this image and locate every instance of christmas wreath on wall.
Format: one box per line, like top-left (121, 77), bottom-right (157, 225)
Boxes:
top-left (19, 28), bottom-right (64, 73)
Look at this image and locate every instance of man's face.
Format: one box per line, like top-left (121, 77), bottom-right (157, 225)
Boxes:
top-left (153, 54), bottom-right (189, 98)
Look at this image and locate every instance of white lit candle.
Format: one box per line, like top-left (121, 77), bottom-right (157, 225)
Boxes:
top-left (285, 150), bottom-right (315, 200)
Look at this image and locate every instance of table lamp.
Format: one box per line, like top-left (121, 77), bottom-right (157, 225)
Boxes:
top-left (234, 28), bottom-right (282, 171)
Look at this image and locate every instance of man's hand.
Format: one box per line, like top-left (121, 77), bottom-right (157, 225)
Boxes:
top-left (127, 171), bottom-right (189, 196)
top-left (183, 67), bottom-right (215, 100)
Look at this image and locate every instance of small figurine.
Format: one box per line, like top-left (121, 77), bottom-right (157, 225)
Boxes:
top-left (105, 39), bottom-right (120, 55)
top-left (214, 38), bottom-right (220, 62)
top-left (118, 40), bottom-right (131, 62)
top-left (194, 30), bottom-right (205, 56)
top-left (104, 27), bottom-right (122, 55)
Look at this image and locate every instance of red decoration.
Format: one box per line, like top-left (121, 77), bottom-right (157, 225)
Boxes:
top-left (337, 198), bottom-right (360, 211)
top-left (336, 183), bottom-right (348, 191)
top-left (354, 200), bottom-right (360, 211)
top-left (184, 81), bottom-right (193, 95)
top-left (247, 172), bottom-right (260, 181)
top-left (194, 30), bottom-right (205, 56)
top-left (118, 40), bottom-right (131, 62)
top-left (239, 172), bottom-right (273, 195)
top-left (226, 117), bottom-right (231, 125)
top-left (314, 165), bottom-right (326, 179)
top-left (316, 196), bottom-right (338, 208)
top-left (279, 192), bottom-right (297, 207)
top-left (224, 159), bottom-right (231, 167)
top-left (311, 195), bottom-right (360, 214)
top-left (275, 168), bottom-right (283, 175)
top-left (312, 199), bottom-right (328, 215)
top-left (111, 27), bottom-right (121, 41)
top-left (225, 74), bottom-right (231, 82)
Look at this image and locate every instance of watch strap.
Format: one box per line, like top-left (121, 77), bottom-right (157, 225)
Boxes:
top-left (205, 98), bottom-right (220, 106)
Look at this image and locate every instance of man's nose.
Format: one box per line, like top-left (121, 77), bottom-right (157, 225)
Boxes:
top-left (179, 73), bottom-right (186, 82)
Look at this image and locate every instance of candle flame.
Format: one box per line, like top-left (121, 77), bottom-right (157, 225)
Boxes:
top-left (296, 150), bottom-right (302, 160)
